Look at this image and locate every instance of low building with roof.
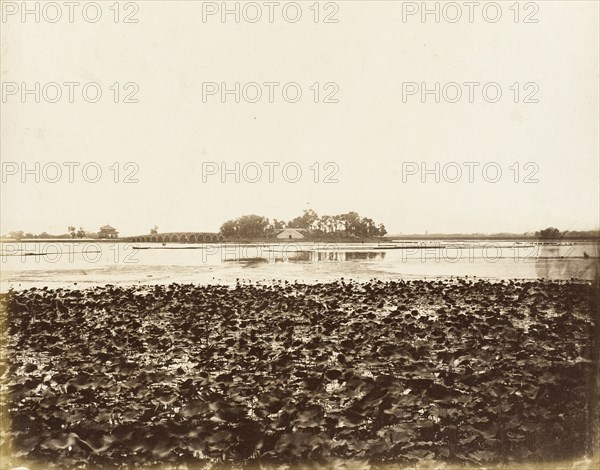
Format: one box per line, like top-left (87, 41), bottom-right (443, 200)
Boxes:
top-left (276, 228), bottom-right (306, 240)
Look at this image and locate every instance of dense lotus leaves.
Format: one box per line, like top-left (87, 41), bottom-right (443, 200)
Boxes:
top-left (0, 279), bottom-right (596, 468)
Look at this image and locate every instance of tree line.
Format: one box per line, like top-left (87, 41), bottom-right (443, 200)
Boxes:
top-left (220, 210), bottom-right (387, 239)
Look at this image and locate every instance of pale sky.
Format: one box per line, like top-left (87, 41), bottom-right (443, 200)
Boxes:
top-left (1, 1), bottom-right (598, 236)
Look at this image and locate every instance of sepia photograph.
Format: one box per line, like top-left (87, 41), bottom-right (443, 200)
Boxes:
top-left (0, 1), bottom-right (599, 469)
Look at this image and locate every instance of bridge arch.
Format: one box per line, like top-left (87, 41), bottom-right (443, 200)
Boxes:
top-left (130, 232), bottom-right (224, 243)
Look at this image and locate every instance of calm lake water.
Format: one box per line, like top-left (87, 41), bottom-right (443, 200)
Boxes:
top-left (1, 240), bottom-right (598, 291)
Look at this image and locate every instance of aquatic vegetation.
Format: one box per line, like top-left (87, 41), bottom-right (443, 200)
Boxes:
top-left (0, 279), bottom-right (596, 468)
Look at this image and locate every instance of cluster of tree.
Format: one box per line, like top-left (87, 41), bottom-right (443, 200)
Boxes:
top-left (220, 215), bottom-right (271, 238)
top-left (6, 231), bottom-right (59, 240)
top-left (535, 227), bottom-right (600, 240)
top-left (68, 226), bottom-right (88, 238)
top-left (535, 227), bottom-right (561, 239)
top-left (5, 230), bottom-right (78, 240)
top-left (560, 230), bottom-right (600, 239)
top-left (288, 210), bottom-right (387, 237)
top-left (3, 227), bottom-right (108, 240)
top-left (220, 210), bottom-right (387, 239)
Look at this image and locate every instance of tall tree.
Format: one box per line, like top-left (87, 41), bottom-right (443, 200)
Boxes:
top-left (536, 227), bottom-right (561, 239)
top-left (220, 215), bottom-right (270, 238)
top-left (9, 231), bottom-right (25, 240)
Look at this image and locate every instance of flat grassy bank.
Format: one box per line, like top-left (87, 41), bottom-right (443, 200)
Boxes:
top-left (0, 279), bottom-right (597, 469)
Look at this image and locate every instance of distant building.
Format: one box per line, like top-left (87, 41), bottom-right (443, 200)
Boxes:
top-left (276, 228), bottom-right (305, 240)
top-left (98, 224), bottom-right (119, 239)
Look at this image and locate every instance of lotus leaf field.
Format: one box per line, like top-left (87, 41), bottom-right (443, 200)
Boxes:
top-left (0, 279), bottom-right (597, 469)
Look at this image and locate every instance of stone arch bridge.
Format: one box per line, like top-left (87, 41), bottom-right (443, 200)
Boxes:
top-left (128, 232), bottom-right (225, 243)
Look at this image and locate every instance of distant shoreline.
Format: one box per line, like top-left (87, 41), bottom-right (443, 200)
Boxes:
top-left (1, 235), bottom-right (599, 243)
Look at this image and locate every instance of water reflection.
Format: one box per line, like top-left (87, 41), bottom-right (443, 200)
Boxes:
top-left (1, 241), bottom-right (598, 291)
top-left (229, 250), bottom-right (387, 264)
top-left (535, 243), bottom-right (599, 280)
top-left (339, 251), bottom-right (386, 261)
